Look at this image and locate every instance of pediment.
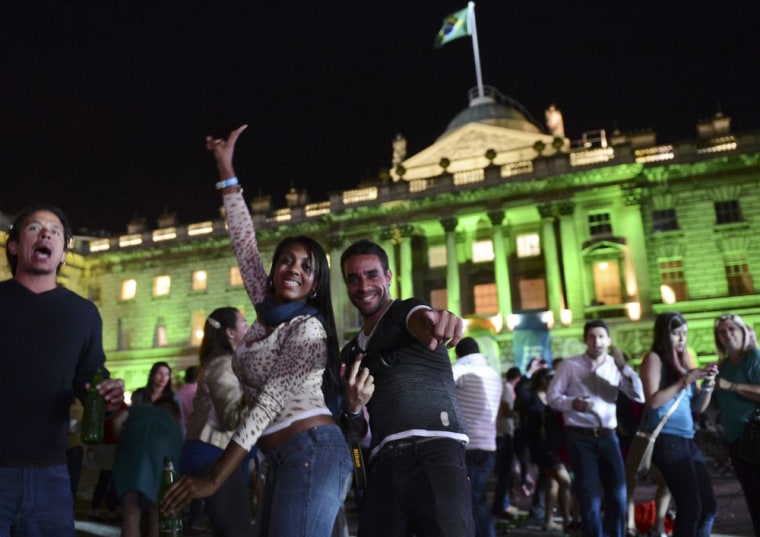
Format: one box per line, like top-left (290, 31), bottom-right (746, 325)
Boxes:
top-left (398, 123), bottom-right (554, 180)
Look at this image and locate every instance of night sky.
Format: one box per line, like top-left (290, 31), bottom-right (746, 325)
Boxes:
top-left (3, 1), bottom-right (759, 234)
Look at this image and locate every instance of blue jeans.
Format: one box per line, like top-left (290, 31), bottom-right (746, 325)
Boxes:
top-left (490, 435), bottom-right (514, 514)
top-left (0, 464), bottom-right (75, 537)
top-left (359, 437), bottom-right (474, 537)
top-left (566, 430), bottom-right (626, 537)
top-left (653, 434), bottom-right (715, 537)
top-left (466, 450), bottom-right (495, 537)
top-left (257, 424), bottom-right (352, 537)
top-left (182, 440), bottom-right (253, 537)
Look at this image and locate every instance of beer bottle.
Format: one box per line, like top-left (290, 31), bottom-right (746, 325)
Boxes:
top-left (158, 456), bottom-right (183, 536)
top-left (80, 368), bottom-right (105, 444)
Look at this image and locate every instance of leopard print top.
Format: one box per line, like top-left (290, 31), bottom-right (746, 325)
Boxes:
top-left (224, 190), bottom-right (331, 452)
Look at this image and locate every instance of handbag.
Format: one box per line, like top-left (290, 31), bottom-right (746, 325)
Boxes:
top-left (625, 389), bottom-right (686, 477)
top-left (739, 407), bottom-right (760, 464)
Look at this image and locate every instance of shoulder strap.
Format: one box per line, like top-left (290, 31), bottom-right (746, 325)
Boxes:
top-left (650, 389), bottom-right (687, 436)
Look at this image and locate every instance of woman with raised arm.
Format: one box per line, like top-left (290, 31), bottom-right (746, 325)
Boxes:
top-left (640, 312), bottom-right (717, 537)
top-left (161, 125), bottom-right (352, 536)
top-left (713, 313), bottom-right (760, 536)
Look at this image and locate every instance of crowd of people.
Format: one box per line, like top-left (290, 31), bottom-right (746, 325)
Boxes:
top-left (4, 126), bottom-right (759, 537)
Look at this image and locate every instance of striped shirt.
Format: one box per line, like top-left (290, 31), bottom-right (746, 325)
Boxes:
top-left (452, 353), bottom-right (503, 451)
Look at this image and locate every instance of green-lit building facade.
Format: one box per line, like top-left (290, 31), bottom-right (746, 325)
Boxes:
top-left (3, 87), bottom-right (760, 392)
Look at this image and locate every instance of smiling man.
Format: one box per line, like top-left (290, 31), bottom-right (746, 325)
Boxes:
top-left (339, 239), bottom-right (474, 537)
top-left (1, 204), bottom-right (124, 536)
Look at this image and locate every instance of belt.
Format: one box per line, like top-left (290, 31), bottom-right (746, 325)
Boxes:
top-left (258, 414), bottom-right (335, 455)
top-left (566, 426), bottom-right (615, 438)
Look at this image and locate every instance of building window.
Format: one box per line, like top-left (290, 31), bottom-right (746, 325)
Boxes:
top-left (592, 261), bottom-right (622, 305)
top-left (715, 200), bottom-right (742, 224)
top-left (428, 245), bottom-right (447, 268)
top-left (473, 283), bottom-right (498, 314)
top-left (516, 233), bottom-right (540, 258)
top-left (725, 258), bottom-right (754, 296)
top-left (652, 209), bottom-right (679, 232)
top-left (154, 323), bottom-right (168, 348)
top-left (153, 275), bottom-right (171, 297)
top-left (518, 278), bottom-right (547, 310)
top-left (191, 270), bottom-right (208, 291)
top-left (472, 240), bottom-right (494, 263)
top-left (190, 311), bottom-right (206, 346)
top-left (229, 266), bottom-right (243, 286)
top-left (588, 212), bottom-right (612, 236)
top-left (430, 288), bottom-right (447, 310)
top-left (88, 286), bottom-right (101, 302)
top-left (659, 259), bottom-right (688, 303)
top-left (120, 279), bottom-right (137, 301)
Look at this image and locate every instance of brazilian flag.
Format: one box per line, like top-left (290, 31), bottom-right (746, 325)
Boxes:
top-left (434, 6), bottom-right (471, 49)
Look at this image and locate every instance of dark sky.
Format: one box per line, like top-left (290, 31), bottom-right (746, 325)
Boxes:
top-left (3, 1), bottom-right (759, 234)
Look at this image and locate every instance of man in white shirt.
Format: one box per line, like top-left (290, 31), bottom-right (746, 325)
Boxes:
top-left (453, 338), bottom-right (504, 537)
top-left (547, 320), bottom-right (644, 537)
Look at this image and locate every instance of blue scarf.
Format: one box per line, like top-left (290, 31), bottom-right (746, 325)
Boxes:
top-left (255, 295), bottom-right (324, 328)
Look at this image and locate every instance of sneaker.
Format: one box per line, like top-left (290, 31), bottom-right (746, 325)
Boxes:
top-left (542, 521), bottom-right (563, 532)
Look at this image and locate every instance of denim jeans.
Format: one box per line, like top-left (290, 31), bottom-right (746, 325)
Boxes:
top-left (566, 430), bottom-right (626, 537)
top-left (359, 437), bottom-right (474, 537)
top-left (466, 450), bottom-right (495, 537)
top-left (490, 434), bottom-right (514, 513)
top-left (653, 434), bottom-right (715, 537)
top-left (257, 424), bottom-right (352, 537)
top-left (0, 464), bottom-right (75, 537)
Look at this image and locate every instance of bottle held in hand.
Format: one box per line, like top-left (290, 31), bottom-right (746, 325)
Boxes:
top-left (81, 368), bottom-right (105, 444)
top-left (158, 456), bottom-right (183, 536)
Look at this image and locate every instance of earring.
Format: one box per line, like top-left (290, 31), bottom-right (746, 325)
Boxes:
top-left (267, 277), bottom-right (274, 291)
top-left (309, 289), bottom-right (317, 299)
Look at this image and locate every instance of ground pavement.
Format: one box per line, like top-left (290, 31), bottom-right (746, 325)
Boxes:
top-left (74, 462), bottom-right (753, 537)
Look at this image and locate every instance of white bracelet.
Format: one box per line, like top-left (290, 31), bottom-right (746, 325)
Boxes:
top-left (215, 176), bottom-right (239, 190)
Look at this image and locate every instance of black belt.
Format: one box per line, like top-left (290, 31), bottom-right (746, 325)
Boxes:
top-left (566, 426), bottom-right (615, 438)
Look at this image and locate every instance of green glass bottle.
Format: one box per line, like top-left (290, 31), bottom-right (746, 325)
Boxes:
top-left (80, 368), bottom-right (105, 444)
top-left (158, 456), bottom-right (183, 536)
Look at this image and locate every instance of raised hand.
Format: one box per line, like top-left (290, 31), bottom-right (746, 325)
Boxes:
top-left (205, 124), bottom-right (248, 179)
top-left (409, 308), bottom-right (464, 351)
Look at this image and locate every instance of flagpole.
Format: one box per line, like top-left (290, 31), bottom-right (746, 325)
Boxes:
top-left (468, 1), bottom-right (485, 99)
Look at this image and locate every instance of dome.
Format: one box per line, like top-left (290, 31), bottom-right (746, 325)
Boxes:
top-left (440, 86), bottom-right (543, 138)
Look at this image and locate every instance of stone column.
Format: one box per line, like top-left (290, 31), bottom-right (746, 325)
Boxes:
top-left (488, 210), bottom-right (512, 328)
top-left (398, 225), bottom-right (414, 299)
top-left (622, 188), bottom-right (651, 313)
top-left (440, 217), bottom-right (461, 315)
top-left (379, 228), bottom-right (399, 299)
top-left (557, 201), bottom-right (583, 323)
top-left (537, 203), bottom-right (563, 323)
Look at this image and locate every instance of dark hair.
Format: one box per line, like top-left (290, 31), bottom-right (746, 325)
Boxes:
top-left (583, 319), bottom-right (610, 339)
top-left (531, 368), bottom-right (554, 391)
top-left (5, 203), bottom-right (72, 276)
top-left (269, 236), bottom-right (342, 408)
top-left (184, 366), bottom-right (199, 383)
top-left (153, 394), bottom-right (181, 422)
top-left (340, 239), bottom-right (390, 280)
top-left (199, 307), bottom-right (241, 366)
top-left (455, 337), bottom-right (480, 357)
top-left (506, 366), bottom-right (521, 381)
top-left (145, 361), bottom-right (174, 398)
top-left (651, 312), bottom-right (687, 386)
